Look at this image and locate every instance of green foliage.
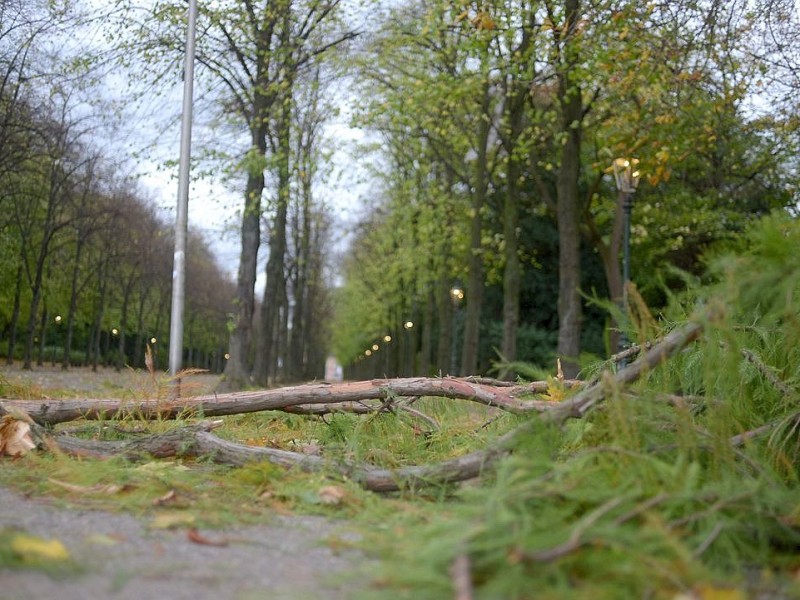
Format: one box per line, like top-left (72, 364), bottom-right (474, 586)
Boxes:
top-left (358, 213), bottom-right (800, 598)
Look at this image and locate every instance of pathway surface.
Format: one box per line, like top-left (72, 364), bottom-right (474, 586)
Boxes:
top-left (0, 363), bottom-right (370, 600)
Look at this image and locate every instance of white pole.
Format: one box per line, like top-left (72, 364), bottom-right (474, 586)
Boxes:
top-left (168, 0), bottom-right (198, 378)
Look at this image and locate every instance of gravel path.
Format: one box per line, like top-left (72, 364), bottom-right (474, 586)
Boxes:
top-left (0, 487), bottom-right (366, 600)
top-left (0, 364), bottom-right (371, 599)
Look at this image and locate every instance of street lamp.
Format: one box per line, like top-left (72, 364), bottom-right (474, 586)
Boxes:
top-left (612, 158), bottom-right (641, 364)
top-left (450, 281), bottom-right (465, 375)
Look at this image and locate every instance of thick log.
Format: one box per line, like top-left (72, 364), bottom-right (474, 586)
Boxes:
top-left (1, 377), bottom-right (573, 426)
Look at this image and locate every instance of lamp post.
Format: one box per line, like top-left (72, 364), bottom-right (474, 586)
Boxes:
top-left (450, 282), bottom-right (464, 375)
top-left (403, 320), bottom-right (414, 376)
top-left (612, 158), bottom-right (641, 365)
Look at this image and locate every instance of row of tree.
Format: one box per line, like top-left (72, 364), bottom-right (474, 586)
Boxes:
top-left (331, 0), bottom-right (800, 379)
top-left (0, 0), bottom-right (234, 373)
top-left (102, 0), bottom-right (355, 386)
top-left (6, 0), bottom-right (798, 386)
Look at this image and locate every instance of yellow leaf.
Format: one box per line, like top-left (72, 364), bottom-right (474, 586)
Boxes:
top-left (85, 533), bottom-right (120, 547)
top-left (694, 585), bottom-right (747, 600)
top-left (11, 534), bottom-right (70, 562)
top-left (149, 512), bottom-right (196, 530)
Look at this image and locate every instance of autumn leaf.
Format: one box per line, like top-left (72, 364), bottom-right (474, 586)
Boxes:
top-left (187, 528), bottom-right (228, 547)
top-left (149, 512), bottom-right (196, 530)
top-left (152, 489), bottom-right (179, 506)
top-left (11, 534), bottom-right (70, 563)
top-left (0, 416), bottom-right (36, 457)
top-left (48, 478), bottom-right (125, 495)
top-left (471, 11), bottom-right (495, 31)
top-left (318, 485), bottom-right (346, 505)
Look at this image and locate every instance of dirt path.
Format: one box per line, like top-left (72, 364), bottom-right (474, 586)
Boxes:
top-left (0, 364), bottom-right (371, 599)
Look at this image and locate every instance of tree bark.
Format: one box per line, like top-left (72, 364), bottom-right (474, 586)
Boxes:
top-left (461, 79), bottom-right (491, 376)
top-left (554, 0), bottom-right (584, 379)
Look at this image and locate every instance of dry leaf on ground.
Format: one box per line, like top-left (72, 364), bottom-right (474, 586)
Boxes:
top-left (10, 533), bottom-right (70, 562)
top-left (0, 416), bottom-right (36, 457)
top-left (318, 485), bottom-right (346, 505)
top-left (47, 478), bottom-right (125, 495)
top-left (149, 512), bottom-right (196, 530)
top-left (152, 489), bottom-right (179, 506)
top-left (187, 528), bottom-right (228, 547)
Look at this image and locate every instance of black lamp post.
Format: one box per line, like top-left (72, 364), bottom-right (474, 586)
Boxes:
top-left (450, 282), bottom-right (464, 375)
top-left (612, 158), bottom-right (641, 364)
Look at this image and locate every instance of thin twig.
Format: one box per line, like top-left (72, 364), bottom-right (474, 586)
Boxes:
top-left (450, 552), bottom-right (474, 600)
top-left (614, 492), bottom-right (670, 526)
top-left (523, 496), bottom-right (626, 563)
top-left (396, 404), bottom-right (440, 432)
top-left (693, 522), bottom-right (725, 558)
top-left (741, 348), bottom-right (792, 396)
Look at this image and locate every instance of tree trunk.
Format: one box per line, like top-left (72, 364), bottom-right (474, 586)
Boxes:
top-left (116, 280), bottom-right (134, 372)
top-left (36, 302), bottom-right (48, 367)
top-left (90, 265), bottom-right (108, 372)
top-left (554, 0), bottom-right (584, 379)
top-left (460, 80), bottom-right (492, 376)
top-left (62, 237), bottom-right (84, 370)
top-left (255, 64), bottom-right (292, 386)
top-left (420, 284), bottom-right (434, 376)
top-left (6, 263), bottom-right (22, 365)
top-left (224, 132), bottom-right (266, 388)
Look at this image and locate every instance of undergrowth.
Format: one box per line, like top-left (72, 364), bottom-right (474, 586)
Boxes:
top-left (358, 213), bottom-right (800, 599)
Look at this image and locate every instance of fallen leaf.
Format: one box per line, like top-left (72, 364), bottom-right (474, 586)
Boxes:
top-left (149, 512), bottom-right (196, 530)
top-left (11, 534), bottom-right (70, 562)
top-left (0, 416), bottom-right (36, 457)
top-left (299, 443), bottom-right (322, 455)
top-left (695, 585), bottom-right (747, 600)
top-left (152, 490), bottom-right (178, 506)
top-left (187, 528), bottom-right (228, 547)
top-left (48, 478), bottom-right (125, 495)
top-left (318, 485), bottom-right (346, 505)
top-left (136, 461), bottom-right (189, 474)
top-left (84, 533), bottom-right (120, 547)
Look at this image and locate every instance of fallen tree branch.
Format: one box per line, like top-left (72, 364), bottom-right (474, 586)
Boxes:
top-left (1, 377), bottom-right (563, 426)
top-left (547, 318), bottom-right (708, 423)
top-left (741, 348), bottom-right (792, 396)
top-left (19, 314), bottom-right (713, 492)
top-left (47, 420), bottom-right (511, 493)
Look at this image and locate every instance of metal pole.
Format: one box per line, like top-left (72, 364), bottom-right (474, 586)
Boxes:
top-left (450, 304), bottom-right (459, 375)
top-left (168, 0), bottom-right (198, 378)
top-left (619, 191), bottom-right (633, 366)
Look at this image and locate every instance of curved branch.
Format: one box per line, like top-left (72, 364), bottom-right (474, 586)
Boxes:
top-left (1, 376), bottom-right (565, 426)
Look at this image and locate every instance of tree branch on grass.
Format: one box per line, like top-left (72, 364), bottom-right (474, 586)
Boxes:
top-left (1, 376), bottom-right (567, 426)
top-left (9, 315), bottom-right (713, 492)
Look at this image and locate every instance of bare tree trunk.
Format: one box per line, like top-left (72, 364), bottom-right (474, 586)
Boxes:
top-left (6, 263), bottom-right (22, 365)
top-left (36, 302), bottom-right (47, 367)
top-left (461, 80), bottom-right (492, 376)
top-left (554, 0), bottom-right (584, 379)
top-left (224, 132), bottom-right (266, 388)
top-left (90, 265), bottom-right (108, 372)
top-left (62, 236), bottom-right (84, 370)
top-left (255, 110), bottom-right (290, 386)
